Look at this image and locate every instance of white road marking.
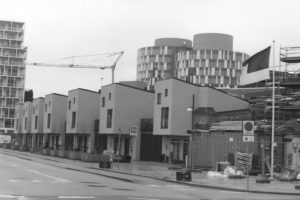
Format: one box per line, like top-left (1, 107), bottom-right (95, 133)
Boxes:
top-left (147, 184), bottom-right (160, 188)
top-left (58, 196), bottom-right (95, 199)
top-left (32, 180), bottom-right (42, 183)
top-left (9, 179), bottom-right (20, 183)
top-left (0, 195), bottom-right (26, 199)
top-left (166, 184), bottom-right (189, 188)
top-left (128, 197), bottom-right (160, 200)
top-left (27, 169), bottom-right (71, 183)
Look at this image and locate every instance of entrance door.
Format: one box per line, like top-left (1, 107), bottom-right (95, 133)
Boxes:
top-left (124, 137), bottom-right (130, 155)
top-left (140, 134), bottom-right (162, 161)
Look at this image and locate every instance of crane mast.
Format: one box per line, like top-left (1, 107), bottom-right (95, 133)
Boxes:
top-left (27, 51), bottom-right (124, 84)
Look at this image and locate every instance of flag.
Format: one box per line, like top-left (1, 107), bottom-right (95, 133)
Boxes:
top-left (239, 46), bottom-right (271, 86)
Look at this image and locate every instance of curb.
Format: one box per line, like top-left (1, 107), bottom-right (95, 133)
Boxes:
top-left (1, 148), bottom-right (300, 196)
top-left (91, 167), bottom-right (300, 196)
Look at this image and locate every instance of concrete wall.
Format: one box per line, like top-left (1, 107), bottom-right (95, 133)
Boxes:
top-left (21, 102), bottom-right (33, 133)
top-left (197, 87), bottom-right (249, 112)
top-left (193, 33), bottom-right (233, 51)
top-left (43, 94), bottom-right (67, 134)
top-left (31, 98), bottom-right (45, 133)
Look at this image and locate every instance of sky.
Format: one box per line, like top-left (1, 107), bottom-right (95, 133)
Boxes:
top-left (1, 0), bottom-right (300, 97)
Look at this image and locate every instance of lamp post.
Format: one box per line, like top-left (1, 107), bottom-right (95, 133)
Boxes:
top-left (118, 128), bottom-right (121, 167)
top-left (187, 94), bottom-right (195, 170)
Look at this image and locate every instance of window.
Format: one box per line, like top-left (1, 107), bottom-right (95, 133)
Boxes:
top-left (47, 113), bottom-right (51, 129)
top-left (107, 109), bottom-right (112, 128)
top-left (68, 100), bottom-right (71, 110)
top-left (161, 107), bottom-right (169, 129)
top-left (165, 89), bottom-right (168, 97)
top-left (102, 97), bottom-right (105, 107)
top-left (109, 93), bottom-right (111, 100)
top-left (71, 111), bottom-right (76, 128)
top-left (45, 104), bottom-right (47, 112)
top-left (24, 117), bottom-right (27, 130)
top-left (157, 93), bottom-right (161, 104)
top-left (49, 101), bottom-right (51, 108)
top-left (35, 116), bottom-right (38, 129)
top-left (73, 97), bottom-right (75, 104)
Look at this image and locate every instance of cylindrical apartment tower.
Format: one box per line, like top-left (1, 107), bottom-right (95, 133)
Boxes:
top-left (137, 38), bottom-right (192, 90)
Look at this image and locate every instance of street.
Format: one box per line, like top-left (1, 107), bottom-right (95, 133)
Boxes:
top-left (0, 150), bottom-right (299, 200)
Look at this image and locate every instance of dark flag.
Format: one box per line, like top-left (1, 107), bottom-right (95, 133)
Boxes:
top-left (243, 46), bottom-right (271, 73)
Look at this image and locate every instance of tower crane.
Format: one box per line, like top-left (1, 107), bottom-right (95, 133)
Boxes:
top-left (26, 51), bottom-right (124, 84)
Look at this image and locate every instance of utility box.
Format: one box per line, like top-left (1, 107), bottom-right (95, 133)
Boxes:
top-left (176, 171), bottom-right (192, 181)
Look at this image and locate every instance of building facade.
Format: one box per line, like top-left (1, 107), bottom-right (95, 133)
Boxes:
top-left (0, 20), bottom-right (26, 134)
top-left (66, 89), bottom-right (100, 153)
top-left (137, 38), bottom-right (192, 90)
top-left (31, 97), bottom-right (45, 149)
top-left (137, 33), bottom-right (248, 89)
top-left (20, 101), bottom-right (32, 149)
top-left (43, 93), bottom-right (67, 150)
top-left (99, 81), bottom-right (154, 160)
top-left (153, 78), bottom-right (250, 162)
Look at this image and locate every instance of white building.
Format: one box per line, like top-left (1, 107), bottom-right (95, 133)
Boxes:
top-left (100, 81), bottom-right (154, 160)
top-left (0, 20), bottom-right (27, 134)
top-left (66, 88), bottom-right (100, 153)
top-left (43, 93), bottom-right (67, 150)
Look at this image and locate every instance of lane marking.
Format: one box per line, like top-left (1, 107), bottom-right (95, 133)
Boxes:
top-left (128, 198), bottom-right (160, 200)
top-left (0, 195), bottom-right (26, 199)
top-left (58, 196), bottom-right (95, 199)
top-left (166, 184), bottom-right (189, 188)
top-left (32, 180), bottom-right (42, 183)
top-left (9, 179), bottom-right (20, 183)
top-left (27, 169), bottom-right (71, 183)
top-left (147, 184), bottom-right (160, 188)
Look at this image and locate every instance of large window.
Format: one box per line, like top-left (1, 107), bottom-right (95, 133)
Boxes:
top-left (35, 116), bottom-right (38, 129)
top-left (157, 93), bottom-right (161, 104)
top-left (107, 109), bottom-right (112, 128)
top-left (47, 113), bottom-right (51, 129)
top-left (161, 107), bottom-right (169, 129)
top-left (24, 117), bottom-right (27, 130)
top-left (71, 111), bottom-right (76, 128)
top-left (102, 97), bottom-right (105, 107)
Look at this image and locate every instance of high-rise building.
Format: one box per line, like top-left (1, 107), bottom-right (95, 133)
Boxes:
top-left (137, 33), bottom-right (249, 89)
top-left (0, 20), bottom-right (27, 134)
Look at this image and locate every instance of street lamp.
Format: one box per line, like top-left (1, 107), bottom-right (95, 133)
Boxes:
top-left (187, 94), bottom-right (195, 170)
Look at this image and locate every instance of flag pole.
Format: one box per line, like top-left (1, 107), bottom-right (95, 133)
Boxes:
top-left (271, 41), bottom-right (275, 178)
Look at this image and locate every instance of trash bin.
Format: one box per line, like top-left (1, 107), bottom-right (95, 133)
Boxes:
top-left (99, 154), bottom-right (111, 169)
top-left (176, 171), bottom-right (192, 181)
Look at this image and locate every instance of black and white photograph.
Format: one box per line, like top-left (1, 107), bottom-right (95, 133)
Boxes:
top-left (0, 0), bottom-right (300, 199)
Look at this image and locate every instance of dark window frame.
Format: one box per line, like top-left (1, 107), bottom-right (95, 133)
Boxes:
top-left (107, 109), bottom-right (112, 128)
top-left (161, 107), bottom-right (169, 129)
top-left (157, 93), bottom-right (161, 105)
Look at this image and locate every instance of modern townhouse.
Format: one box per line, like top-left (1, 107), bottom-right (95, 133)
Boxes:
top-left (153, 78), bottom-right (250, 163)
top-left (99, 81), bottom-right (154, 161)
top-left (20, 101), bottom-right (32, 150)
top-left (43, 93), bottom-right (67, 152)
top-left (66, 88), bottom-right (100, 154)
top-left (30, 97), bottom-right (45, 151)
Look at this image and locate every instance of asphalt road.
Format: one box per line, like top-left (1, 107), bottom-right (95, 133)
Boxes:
top-left (0, 150), bottom-right (299, 200)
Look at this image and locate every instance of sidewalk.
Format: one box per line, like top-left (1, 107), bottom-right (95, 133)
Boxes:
top-left (1, 148), bottom-right (300, 195)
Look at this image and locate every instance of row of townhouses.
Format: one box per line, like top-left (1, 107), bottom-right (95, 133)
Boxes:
top-left (13, 78), bottom-right (251, 163)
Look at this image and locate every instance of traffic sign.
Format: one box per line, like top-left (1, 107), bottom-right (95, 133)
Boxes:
top-left (243, 135), bottom-right (254, 142)
top-left (0, 135), bottom-right (11, 143)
